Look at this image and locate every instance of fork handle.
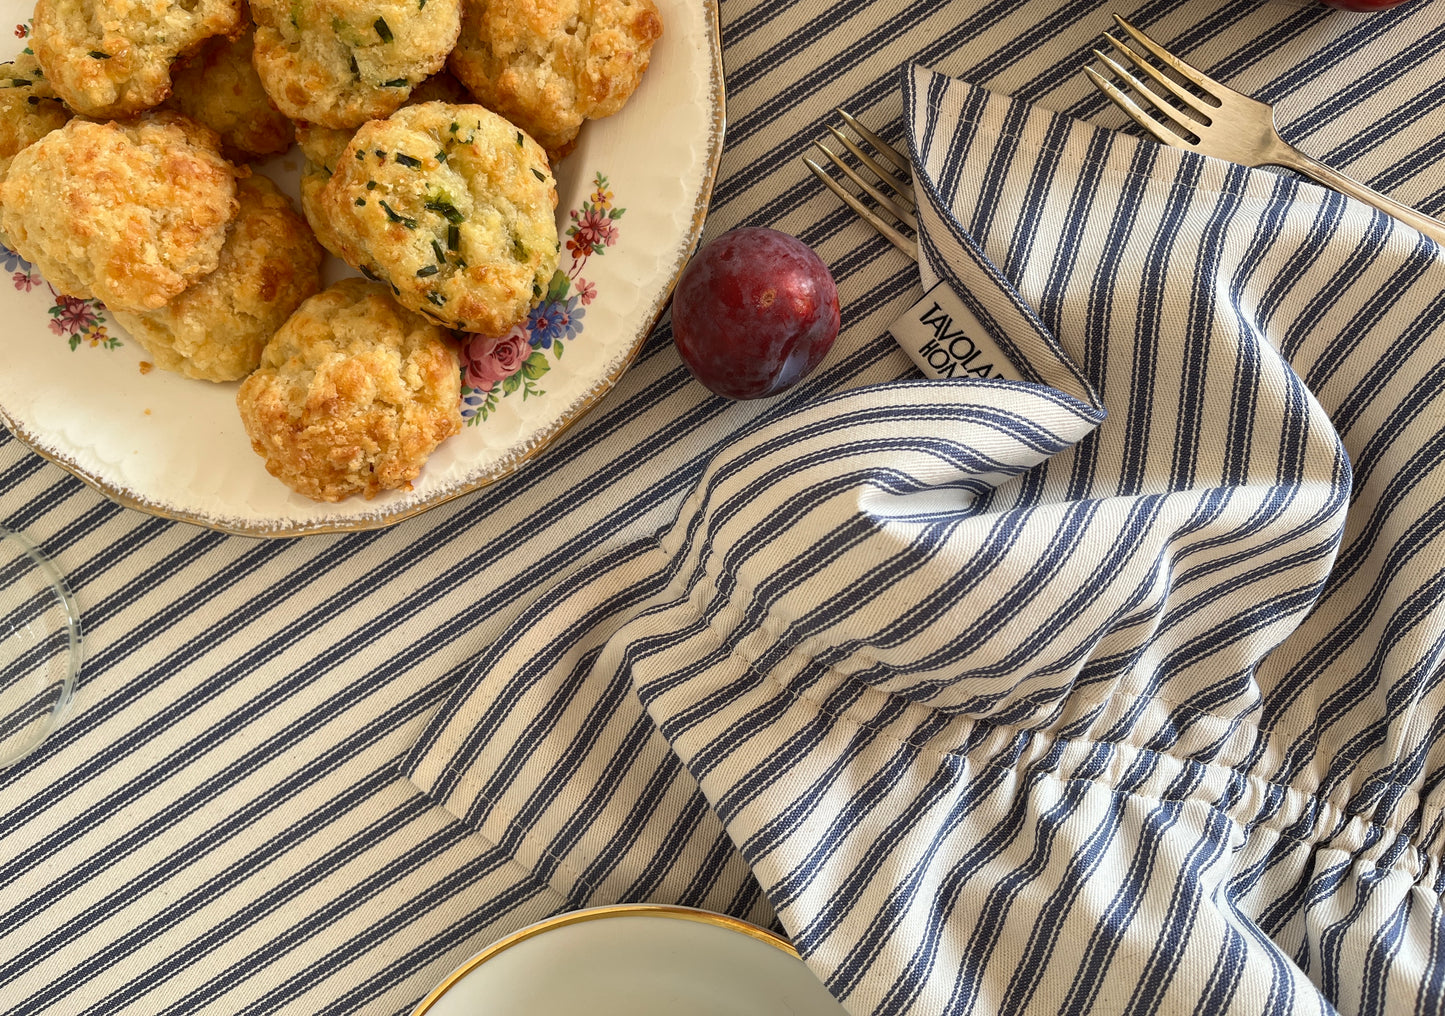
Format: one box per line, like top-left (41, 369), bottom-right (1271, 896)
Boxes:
top-left (1273, 145), bottom-right (1445, 249)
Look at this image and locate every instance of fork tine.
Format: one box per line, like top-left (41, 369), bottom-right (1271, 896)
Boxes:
top-left (1096, 41), bottom-right (1213, 124)
top-left (1110, 15), bottom-right (1216, 95)
top-left (1085, 66), bottom-right (1193, 149)
top-left (811, 141), bottom-right (919, 229)
top-left (804, 157), bottom-right (919, 260)
top-left (825, 126), bottom-right (915, 209)
top-left (835, 108), bottom-right (911, 174)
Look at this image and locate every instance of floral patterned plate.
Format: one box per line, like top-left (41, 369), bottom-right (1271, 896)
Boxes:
top-left (0, 0), bottom-right (723, 536)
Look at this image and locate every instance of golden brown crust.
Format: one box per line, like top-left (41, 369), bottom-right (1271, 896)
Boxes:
top-left (166, 25), bottom-right (294, 161)
top-left (315, 101), bottom-right (559, 336)
top-left (250, 0), bottom-right (463, 129)
top-left (31, 0), bottom-right (245, 119)
top-left (110, 175), bottom-right (324, 381)
top-left (296, 124), bottom-right (356, 258)
top-left (0, 51), bottom-right (73, 194)
top-left (294, 72), bottom-right (470, 258)
top-left (448, 0), bottom-right (661, 160)
top-left (0, 113), bottom-right (241, 311)
top-left (236, 278), bottom-right (463, 501)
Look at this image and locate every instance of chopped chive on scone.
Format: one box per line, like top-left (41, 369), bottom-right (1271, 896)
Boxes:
top-left (31, 0), bottom-right (245, 118)
top-left (317, 100), bottom-right (559, 337)
top-left (250, 0), bottom-right (463, 129)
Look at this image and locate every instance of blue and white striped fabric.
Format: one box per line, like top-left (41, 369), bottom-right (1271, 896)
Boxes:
top-left (403, 50), bottom-right (1445, 1016)
top-left (3, 1), bottom-right (1444, 1014)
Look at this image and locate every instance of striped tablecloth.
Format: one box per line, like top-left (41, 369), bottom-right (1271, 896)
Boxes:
top-left (3, 1), bottom-right (1444, 1014)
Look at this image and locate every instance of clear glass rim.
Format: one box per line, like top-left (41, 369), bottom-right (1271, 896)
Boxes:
top-left (0, 525), bottom-right (82, 768)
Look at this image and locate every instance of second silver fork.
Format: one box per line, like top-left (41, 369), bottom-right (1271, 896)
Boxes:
top-left (803, 110), bottom-right (920, 261)
top-left (1087, 14), bottom-right (1445, 247)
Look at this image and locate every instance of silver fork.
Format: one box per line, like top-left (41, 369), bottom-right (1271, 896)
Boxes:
top-left (803, 110), bottom-right (920, 260)
top-left (1087, 14), bottom-right (1445, 247)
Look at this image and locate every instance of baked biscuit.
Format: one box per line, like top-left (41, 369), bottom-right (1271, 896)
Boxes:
top-left (295, 73), bottom-right (470, 257)
top-left (317, 101), bottom-right (558, 336)
top-left (31, 0), bottom-right (245, 119)
top-left (448, 0), bottom-right (661, 160)
top-left (236, 278), bottom-right (463, 501)
top-left (0, 113), bottom-right (240, 311)
top-left (0, 50), bottom-right (72, 192)
top-left (297, 124), bottom-right (355, 258)
top-left (166, 26), bottom-right (294, 161)
top-left (111, 176), bottom-right (324, 381)
top-left (250, 0), bottom-right (463, 129)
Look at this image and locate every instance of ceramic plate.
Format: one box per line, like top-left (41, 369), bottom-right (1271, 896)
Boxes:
top-left (0, 1), bottom-right (723, 536)
top-left (411, 905), bottom-right (849, 1016)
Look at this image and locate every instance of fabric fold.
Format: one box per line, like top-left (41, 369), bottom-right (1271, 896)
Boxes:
top-left (400, 378), bottom-right (1102, 922)
top-left (404, 65), bottom-right (1445, 1016)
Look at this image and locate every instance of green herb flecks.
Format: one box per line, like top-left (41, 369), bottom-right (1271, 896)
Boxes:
top-left (424, 199), bottom-right (463, 224)
top-left (374, 17), bottom-right (393, 42)
top-left (395, 153), bottom-right (422, 168)
top-left (531, 168), bottom-right (545, 181)
top-left (447, 225), bottom-right (460, 251)
top-left (379, 201), bottom-right (416, 228)
top-left (416, 265), bottom-right (439, 278)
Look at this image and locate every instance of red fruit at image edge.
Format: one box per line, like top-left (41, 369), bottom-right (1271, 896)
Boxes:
top-left (1319, 0), bottom-right (1412, 9)
top-left (671, 226), bottom-right (842, 400)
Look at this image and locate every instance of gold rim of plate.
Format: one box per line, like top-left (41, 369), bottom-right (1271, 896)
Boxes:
top-left (409, 904), bottom-right (797, 1015)
top-left (1, 0), bottom-right (726, 539)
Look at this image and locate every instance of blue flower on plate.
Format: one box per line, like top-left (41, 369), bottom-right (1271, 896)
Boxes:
top-left (2, 244), bottom-right (32, 274)
top-left (527, 295), bottom-right (586, 349)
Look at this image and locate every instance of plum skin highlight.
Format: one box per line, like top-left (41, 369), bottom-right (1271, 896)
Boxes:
top-left (671, 227), bottom-right (842, 400)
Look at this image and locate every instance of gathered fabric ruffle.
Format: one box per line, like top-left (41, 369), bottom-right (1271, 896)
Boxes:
top-left (403, 63), bottom-right (1445, 1016)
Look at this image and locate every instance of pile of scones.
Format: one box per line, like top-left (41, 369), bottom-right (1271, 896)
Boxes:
top-left (0, 0), bottom-right (663, 502)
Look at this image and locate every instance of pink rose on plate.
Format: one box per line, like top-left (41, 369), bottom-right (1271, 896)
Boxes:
top-left (461, 326), bottom-right (532, 392)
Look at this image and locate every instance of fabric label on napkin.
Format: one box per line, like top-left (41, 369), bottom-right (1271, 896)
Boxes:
top-left (888, 281), bottom-right (1025, 382)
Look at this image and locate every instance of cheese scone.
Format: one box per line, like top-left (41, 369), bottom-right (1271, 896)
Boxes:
top-left (317, 101), bottom-right (558, 336)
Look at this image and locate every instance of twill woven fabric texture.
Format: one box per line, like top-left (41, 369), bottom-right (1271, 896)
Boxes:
top-left (404, 63), bottom-right (1445, 1016)
top-left (2, 1), bottom-right (1444, 1014)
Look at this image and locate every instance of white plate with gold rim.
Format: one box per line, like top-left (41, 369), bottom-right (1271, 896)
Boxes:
top-left (0, 0), bottom-right (723, 537)
top-left (412, 905), bottom-right (849, 1016)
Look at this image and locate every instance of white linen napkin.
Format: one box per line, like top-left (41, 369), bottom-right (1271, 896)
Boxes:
top-left (403, 64), bottom-right (1445, 1016)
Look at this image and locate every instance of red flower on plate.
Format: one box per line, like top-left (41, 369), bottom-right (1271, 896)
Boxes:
top-left (566, 208), bottom-right (617, 257)
top-left (49, 295), bottom-right (99, 336)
